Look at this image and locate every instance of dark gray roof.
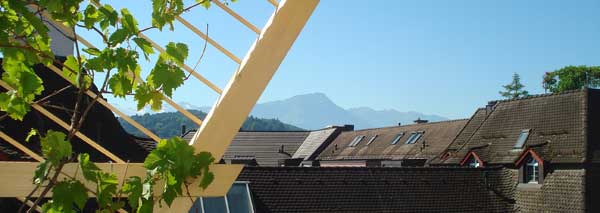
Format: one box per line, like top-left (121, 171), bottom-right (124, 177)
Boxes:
top-left (183, 130), bottom-right (310, 166)
top-left (238, 166), bottom-right (515, 213)
top-left (438, 89), bottom-right (594, 165)
top-left (291, 127), bottom-right (339, 160)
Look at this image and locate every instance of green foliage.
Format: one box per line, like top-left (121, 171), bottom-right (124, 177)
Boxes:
top-left (543, 65), bottom-right (600, 93)
top-left (1, 0), bottom-right (224, 211)
top-left (42, 180), bottom-right (89, 213)
top-left (41, 130), bottom-right (72, 165)
top-left (119, 110), bottom-right (305, 138)
top-left (143, 137), bottom-right (214, 206)
top-left (499, 73), bottom-right (529, 99)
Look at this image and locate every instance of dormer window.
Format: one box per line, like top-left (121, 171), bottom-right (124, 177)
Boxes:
top-left (460, 152), bottom-right (484, 168)
top-left (391, 133), bottom-right (405, 145)
top-left (516, 150), bottom-right (544, 184)
top-left (524, 157), bottom-right (539, 183)
top-left (466, 156), bottom-right (480, 168)
top-left (514, 129), bottom-right (530, 149)
top-left (348, 135), bottom-right (365, 147)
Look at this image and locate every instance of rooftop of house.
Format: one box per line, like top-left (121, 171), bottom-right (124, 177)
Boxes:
top-left (238, 166), bottom-right (515, 212)
top-left (435, 88), bottom-right (598, 165)
top-left (182, 130), bottom-right (312, 166)
top-left (316, 119), bottom-right (469, 162)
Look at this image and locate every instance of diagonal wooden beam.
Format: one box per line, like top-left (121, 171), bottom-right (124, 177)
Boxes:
top-left (213, 0), bottom-right (261, 34)
top-left (175, 16), bottom-right (242, 64)
top-left (44, 64), bottom-right (162, 142)
top-left (267, 0), bottom-right (279, 8)
top-left (0, 131), bottom-right (44, 162)
top-left (190, 0), bottom-right (319, 161)
top-left (0, 80), bottom-right (125, 163)
top-left (0, 162), bottom-right (243, 197)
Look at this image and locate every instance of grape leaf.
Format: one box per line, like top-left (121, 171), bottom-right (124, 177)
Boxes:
top-left (122, 176), bottom-right (143, 209)
top-left (120, 8), bottom-right (139, 35)
top-left (147, 62), bottom-right (185, 97)
top-left (163, 42), bottom-right (188, 66)
top-left (78, 153), bottom-right (100, 182)
top-left (133, 37), bottom-right (154, 60)
top-left (40, 130), bottom-right (72, 165)
top-left (50, 180), bottom-right (89, 212)
top-left (134, 83), bottom-right (163, 111)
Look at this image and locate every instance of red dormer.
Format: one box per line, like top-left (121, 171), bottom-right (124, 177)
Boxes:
top-left (460, 151), bottom-right (484, 168)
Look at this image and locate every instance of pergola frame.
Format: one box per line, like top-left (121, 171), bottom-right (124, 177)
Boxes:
top-left (0, 0), bottom-right (319, 212)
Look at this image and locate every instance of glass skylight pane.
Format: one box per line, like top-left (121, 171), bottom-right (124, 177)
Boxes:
top-left (391, 133), bottom-right (404, 145)
top-left (404, 133), bottom-right (417, 144)
top-left (514, 130), bottom-right (530, 148)
top-left (227, 183), bottom-right (254, 213)
top-left (366, 135), bottom-right (378, 145)
top-left (202, 197), bottom-right (228, 213)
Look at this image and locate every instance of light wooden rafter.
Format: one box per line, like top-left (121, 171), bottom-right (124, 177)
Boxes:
top-left (40, 12), bottom-right (205, 127)
top-left (175, 16), bottom-right (242, 64)
top-left (0, 80), bottom-right (125, 163)
top-left (0, 0), bottom-right (319, 210)
top-left (213, 0), bottom-right (261, 34)
top-left (0, 162), bottom-right (243, 197)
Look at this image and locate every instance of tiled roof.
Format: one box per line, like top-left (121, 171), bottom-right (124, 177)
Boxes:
top-left (317, 119), bottom-right (468, 163)
top-left (0, 61), bottom-right (149, 163)
top-left (291, 127), bottom-right (340, 160)
top-left (183, 130), bottom-right (310, 166)
top-left (439, 89), bottom-right (593, 165)
top-left (238, 166), bottom-right (515, 212)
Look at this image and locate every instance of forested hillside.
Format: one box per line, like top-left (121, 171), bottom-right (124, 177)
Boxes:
top-left (118, 110), bottom-right (304, 138)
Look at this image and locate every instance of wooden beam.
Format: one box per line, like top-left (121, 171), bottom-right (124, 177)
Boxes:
top-left (16, 197), bottom-right (42, 212)
top-left (41, 10), bottom-right (206, 127)
top-left (0, 80), bottom-right (125, 163)
top-left (267, 0), bottom-right (279, 8)
top-left (0, 162), bottom-right (243, 197)
top-left (175, 16), bottom-right (242, 64)
top-left (213, 0), bottom-right (261, 34)
top-left (44, 64), bottom-right (162, 142)
top-left (137, 34), bottom-right (223, 94)
top-left (0, 131), bottom-right (44, 162)
top-left (190, 0), bottom-right (319, 162)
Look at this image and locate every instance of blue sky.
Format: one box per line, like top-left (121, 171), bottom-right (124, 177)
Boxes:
top-left (83, 0), bottom-right (600, 119)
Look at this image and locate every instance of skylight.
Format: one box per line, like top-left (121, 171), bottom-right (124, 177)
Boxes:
top-left (348, 135), bottom-right (365, 147)
top-left (190, 182), bottom-right (255, 213)
top-left (366, 135), bottom-right (378, 145)
top-left (390, 133), bottom-right (405, 145)
top-left (514, 129), bottom-right (530, 149)
top-left (405, 132), bottom-right (423, 144)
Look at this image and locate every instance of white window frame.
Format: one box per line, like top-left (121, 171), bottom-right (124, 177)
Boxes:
top-left (390, 133), bottom-right (405, 145)
top-left (525, 157), bottom-right (539, 184)
top-left (366, 135), bottom-right (378, 145)
top-left (197, 181), bottom-right (255, 213)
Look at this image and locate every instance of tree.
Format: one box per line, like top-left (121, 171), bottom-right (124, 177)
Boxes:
top-left (500, 73), bottom-right (529, 99)
top-left (543, 65), bottom-right (600, 93)
top-left (0, 0), bottom-right (221, 212)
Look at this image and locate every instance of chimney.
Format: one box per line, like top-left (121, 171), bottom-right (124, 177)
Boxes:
top-left (486, 101), bottom-right (498, 114)
top-left (414, 117), bottom-right (428, 124)
top-left (32, 8), bottom-right (74, 57)
top-left (342, 124), bottom-right (354, 131)
top-left (398, 122), bottom-right (402, 126)
top-left (181, 125), bottom-right (187, 136)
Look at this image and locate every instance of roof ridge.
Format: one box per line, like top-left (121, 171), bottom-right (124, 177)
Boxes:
top-left (349, 119), bottom-right (469, 132)
top-left (491, 88), bottom-right (586, 104)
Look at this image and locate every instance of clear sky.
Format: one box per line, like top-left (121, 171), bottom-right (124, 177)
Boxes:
top-left (82, 0), bottom-right (600, 119)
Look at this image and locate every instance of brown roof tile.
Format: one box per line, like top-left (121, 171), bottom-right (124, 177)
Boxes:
top-left (317, 119), bottom-right (468, 163)
top-left (440, 89), bottom-right (592, 165)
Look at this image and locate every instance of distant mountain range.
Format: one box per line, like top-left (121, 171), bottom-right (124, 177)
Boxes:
top-left (118, 110), bottom-right (303, 138)
top-left (249, 93), bottom-right (448, 129)
top-left (119, 93), bottom-right (449, 130)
